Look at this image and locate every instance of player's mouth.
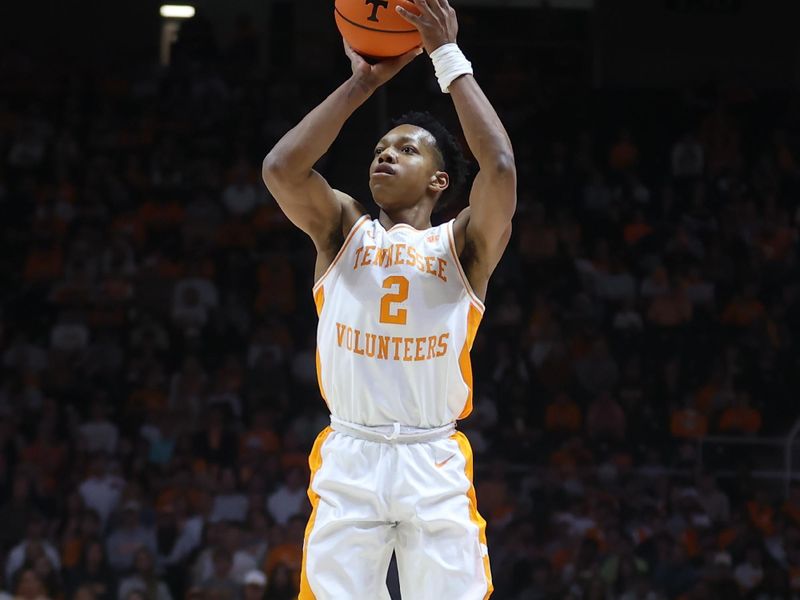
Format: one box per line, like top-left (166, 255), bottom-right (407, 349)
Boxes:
top-left (372, 164), bottom-right (396, 176)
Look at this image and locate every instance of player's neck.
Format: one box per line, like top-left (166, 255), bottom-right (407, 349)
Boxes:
top-left (378, 206), bottom-right (433, 232)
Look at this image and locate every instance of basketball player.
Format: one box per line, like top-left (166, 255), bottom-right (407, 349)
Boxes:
top-left (262, 0), bottom-right (515, 597)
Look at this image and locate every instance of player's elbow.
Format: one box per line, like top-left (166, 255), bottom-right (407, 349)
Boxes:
top-left (492, 151), bottom-right (517, 221)
top-left (262, 152), bottom-right (287, 184)
top-left (493, 150), bottom-right (516, 179)
top-left (482, 151), bottom-right (516, 191)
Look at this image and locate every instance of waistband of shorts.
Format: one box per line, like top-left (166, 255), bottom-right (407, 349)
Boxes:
top-left (329, 416), bottom-right (456, 444)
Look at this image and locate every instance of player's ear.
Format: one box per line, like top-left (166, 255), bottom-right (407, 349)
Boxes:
top-left (429, 171), bottom-right (449, 193)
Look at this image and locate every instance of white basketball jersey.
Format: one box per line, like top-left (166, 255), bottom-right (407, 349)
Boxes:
top-left (313, 215), bottom-right (485, 428)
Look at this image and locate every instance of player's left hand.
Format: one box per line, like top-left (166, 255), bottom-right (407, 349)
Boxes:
top-left (344, 39), bottom-right (422, 93)
top-left (396, 0), bottom-right (459, 55)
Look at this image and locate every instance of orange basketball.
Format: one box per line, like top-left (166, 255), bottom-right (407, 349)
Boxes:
top-left (335, 0), bottom-right (422, 59)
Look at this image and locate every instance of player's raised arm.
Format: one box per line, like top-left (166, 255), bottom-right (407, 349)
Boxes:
top-left (262, 42), bottom-right (422, 246)
top-left (398, 0), bottom-right (516, 283)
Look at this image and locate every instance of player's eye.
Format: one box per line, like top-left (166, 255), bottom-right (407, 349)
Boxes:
top-left (402, 146), bottom-right (416, 153)
top-left (374, 147), bottom-right (384, 156)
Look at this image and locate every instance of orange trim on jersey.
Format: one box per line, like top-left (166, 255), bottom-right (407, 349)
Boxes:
top-left (299, 426), bottom-right (333, 600)
top-left (312, 214), bottom-right (370, 293)
top-left (313, 287), bottom-right (330, 410)
top-left (452, 432), bottom-right (493, 599)
top-left (446, 219), bottom-right (486, 313)
top-left (457, 303), bottom-right (483, 419)
top-left (313, 286), bottom-right (325, 317)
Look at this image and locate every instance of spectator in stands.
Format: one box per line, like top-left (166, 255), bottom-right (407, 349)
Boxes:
top-left (585, 393), bottom-right (627, 443)
top-left (4, 513), bottom-right (60, 587)
top-left (79, 398), bottom-right (119, 456)
top-left (65, 538), bottom-right (115, 600)
top-left (12, 568), bottom-right (49, 600)
top-left (261, 516), bottom-right (303, 590)
top-left (670, 398), bottom-right (708, 440)
top-left (672, 132), bottom-right (705, 180)
top-left (241, 569), bottom-right (267, 600)
top-left (61, 508), bottom-right (103, 571)
top-left (696, 473), bottom-right (730, 525)
top-left (105, 501), bottom-right (156, 573)
top-left (198, 547), bottom-right (239, 599)
top-left (266, 468), bottom-right (306, 527)
top-left (192, 407), bottom-right (238, 470)
top-left (156, 497), bottom-right (204, 570)
top-left (718, 390), bottom-right (763, 435)
top-left (78, 455), bottom-right (123, 528)
top-left (210, 468), bottom-right (247, 524)
top-left (194, 521), bottom-right (256, 585)
top-left (734, 545), bottom-right (765, 594)
top-left (0, 473), bottom-right (36, 555)
top-left (117, 547), bottom-right (172, 600)
top-left (545, 392), bottom-right (582, 437)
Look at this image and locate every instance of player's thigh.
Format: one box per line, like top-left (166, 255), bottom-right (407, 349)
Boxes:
top-left (394, 433), bottom-right (492, 599)
top-left (300, 430), bottom-right (396, 599)
top-left (302, 512), bottom-right (395, 600)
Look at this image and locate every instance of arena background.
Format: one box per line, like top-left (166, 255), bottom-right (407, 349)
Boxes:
top-left (1, 0), bottom-right (800, 598)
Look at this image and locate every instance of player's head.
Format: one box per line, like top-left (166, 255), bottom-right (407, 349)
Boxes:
top-left (369, 111), bottom-right (468, 214)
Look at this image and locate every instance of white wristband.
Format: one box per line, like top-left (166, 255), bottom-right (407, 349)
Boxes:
top-left (430, 43), bottom-right (473, 94)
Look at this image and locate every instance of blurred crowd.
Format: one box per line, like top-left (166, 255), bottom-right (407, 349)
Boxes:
top-left (1, 10), bottom-right (800, 600)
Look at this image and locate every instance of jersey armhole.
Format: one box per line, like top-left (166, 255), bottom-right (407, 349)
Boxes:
top-left (312, 214), bottom-right (370, 293)
top-left (445, 219), bottom-right (486, 313)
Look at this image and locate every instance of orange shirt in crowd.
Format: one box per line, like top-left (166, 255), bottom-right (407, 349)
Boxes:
top-left (24, 247), bottom-right (64, 282)
top-left (138, 200), bottom-right (185, 229)
top-left (61, 537), bottom-right (84, 569)
top-left (721, 298), bottom-right (765, 327)
top-left (648, 291), bottom-right (693, 327)
top-left (623, 222), bottom-right (653, 245)
top-left (680, 528), bottom-right (700, 558)
top-left (670, 408), bottom-right (708, 439)
top-left (747, 500), bottom-right (775, 536)
top-left (717, 526), bottom-right (738, 550)
top-left (609, 140), bottom-right (638, 171)
top-left (128, 387), bottom-right (168, 413)
top-left (263, 542), bottom-right (302, 588)
top-left (718, 406), bottom-right (762, 434)
top-left (545, 400), bottom-right (582, 433)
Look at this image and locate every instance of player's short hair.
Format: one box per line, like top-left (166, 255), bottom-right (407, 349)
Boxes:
top-left (391, 111), bottom-right (469, 212)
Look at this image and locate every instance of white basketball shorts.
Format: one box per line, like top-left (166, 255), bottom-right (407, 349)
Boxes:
top-left (298, 423), bottom-right (493, 599)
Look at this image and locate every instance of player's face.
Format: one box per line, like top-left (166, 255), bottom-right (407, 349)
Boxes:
top-left (369, 125), bottom-right (446, 210)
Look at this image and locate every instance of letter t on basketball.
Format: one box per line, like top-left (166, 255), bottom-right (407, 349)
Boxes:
top-left (365, 0), bottom-right (389, 22)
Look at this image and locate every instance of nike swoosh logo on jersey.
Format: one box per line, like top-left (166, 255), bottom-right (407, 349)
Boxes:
top-left (435, 454), bottom-right (455, 468)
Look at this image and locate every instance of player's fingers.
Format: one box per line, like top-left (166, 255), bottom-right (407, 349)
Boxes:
top-left (380, 46), bottom-right (423, 72)
top-left (413, 0), bottom-right (432, 16)
top-left (395, 4), bottom-right (422, 24)
top-left (342, 38), bottom-right (354, 56)
top-left (342, 39), bottom-right (365, 64)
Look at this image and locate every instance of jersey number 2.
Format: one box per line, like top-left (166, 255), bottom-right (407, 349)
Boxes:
top-left (379, 275), bottom-right (408, 325)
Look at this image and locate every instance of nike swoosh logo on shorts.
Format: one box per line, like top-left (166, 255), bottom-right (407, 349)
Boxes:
top-left (435, 454), bottom-right (455, 468)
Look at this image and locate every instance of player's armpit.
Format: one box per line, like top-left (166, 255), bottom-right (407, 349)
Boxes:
top-left (261, 159), bottom-right (347, 248)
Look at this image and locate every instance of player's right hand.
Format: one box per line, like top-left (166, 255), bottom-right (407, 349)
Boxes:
top-left (344, 39), bottom-right (422, 93)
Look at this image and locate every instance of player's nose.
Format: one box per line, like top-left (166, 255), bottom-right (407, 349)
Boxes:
top-left (378, 149), bottom-right (397, 163)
